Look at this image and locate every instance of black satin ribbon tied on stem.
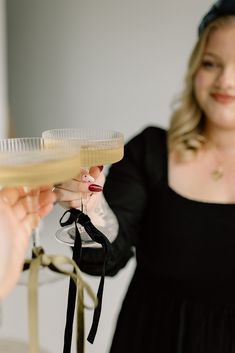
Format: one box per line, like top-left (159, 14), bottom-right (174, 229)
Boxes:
top-left (23, 246), bottom-right (97, 353)
top-left (60, 208), bottom-right (112, 353)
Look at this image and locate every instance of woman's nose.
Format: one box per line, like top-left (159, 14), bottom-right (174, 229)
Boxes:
top-left (214, 66), bottom-right (235, 90)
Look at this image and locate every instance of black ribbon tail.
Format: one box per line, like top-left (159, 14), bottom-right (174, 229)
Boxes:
top-left (60, 208), bottom-right (112, 351)
top-left (75, 211), bottom-right (112, 344)
top-left (87, 268), bottom-right (105, 343)
top-left (61, 210), bottom-right (82, 353)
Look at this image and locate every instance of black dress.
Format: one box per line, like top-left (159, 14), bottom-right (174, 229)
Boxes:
top-left (80, 126), bottom-right (235, 353)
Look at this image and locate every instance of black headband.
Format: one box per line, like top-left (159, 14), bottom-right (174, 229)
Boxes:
top-left (198, 0), bottom-right (235, 35)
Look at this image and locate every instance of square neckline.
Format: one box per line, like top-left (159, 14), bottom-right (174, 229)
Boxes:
top-left (163, 130), bottom-right (235, 207)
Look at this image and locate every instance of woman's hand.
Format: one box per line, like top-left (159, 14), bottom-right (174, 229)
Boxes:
top-left (0, 186), bottom-right (56, 299)
top-left (54, 166), bottom-right (105, 213)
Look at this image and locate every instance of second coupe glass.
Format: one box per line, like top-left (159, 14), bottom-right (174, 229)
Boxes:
top-left (42, 128), bottom-right (124, 247)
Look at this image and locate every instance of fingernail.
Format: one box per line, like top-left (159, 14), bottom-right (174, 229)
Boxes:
top-left (98, 165), bottom-right (103, 172)
top-left (2, 196), bottom-right (9, 204)
top-left (82, 174), bottom-right (95, 183)
top-left (88, 184), bottom-right (103, 192)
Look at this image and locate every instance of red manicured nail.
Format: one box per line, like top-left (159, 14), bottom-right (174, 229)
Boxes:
top-left (88, 184), bottom-right (103, 192)
top-left (98, 165), bottom-right (103, 172)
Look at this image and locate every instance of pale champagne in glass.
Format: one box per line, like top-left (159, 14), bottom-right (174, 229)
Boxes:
top-left (42, 128), bottom-right (124, 247)
top-left (0, 153), bottom-right (82, 187)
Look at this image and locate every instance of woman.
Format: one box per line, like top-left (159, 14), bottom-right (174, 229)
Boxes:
top-left (0, 187), bottom-right (56, 300)
top-left (56, 0), bottom-right (235, 351)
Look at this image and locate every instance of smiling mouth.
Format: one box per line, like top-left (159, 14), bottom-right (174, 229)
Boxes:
top-left (211, 93), bottom-right (235, 104)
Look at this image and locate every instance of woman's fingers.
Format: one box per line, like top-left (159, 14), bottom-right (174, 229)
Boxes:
top-left (91, 167), bottom-right (105, 186)
top-left (54, 166), bottom-right (105, 209)
top-left (37, 188), bottom-right (56, 218)
top-left (0, 188), bottom-right (22, 206)
top-left (59, 199), bottom-right (83, 209)
top-left (10, 197), bottom-right (29, 221)
top-left (38, 188), bottom-right (57, 207)
top-left (0, 191), bottom-right (30, 222)
top-left (0, 187), bottom-right (56, 224)
top-left (20, 213), bottom-right (38, 237)
top-left (56, 179), bottom-right (88, 193)
top-left (38, 202), bottom-right (54, 218)
top-left (53, 187), bottom-right (81, 201)
top-left (55, 167), bottom-right (105, 196)
top-left (89, 166), bottom-right (103, 180)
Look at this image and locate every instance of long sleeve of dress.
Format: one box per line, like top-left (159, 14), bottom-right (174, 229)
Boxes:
top-left (79, 126), bottom-right (166, 276)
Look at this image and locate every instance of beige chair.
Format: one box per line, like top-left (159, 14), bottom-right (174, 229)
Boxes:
top-left (0, 338), bottom-right (51, 353)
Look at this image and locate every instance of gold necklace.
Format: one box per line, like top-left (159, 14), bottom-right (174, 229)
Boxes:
top-left (211, 167), bottom-right (224, 181)
top-left (208, 141), bottom-right (235, 181)
top-left (210, 145), bottom-right (224, 181)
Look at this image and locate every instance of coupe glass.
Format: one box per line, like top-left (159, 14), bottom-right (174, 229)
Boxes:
top-left (42, 128), bottom-right (124, 247)
top-left (0, 137), bottom-right (81, 284)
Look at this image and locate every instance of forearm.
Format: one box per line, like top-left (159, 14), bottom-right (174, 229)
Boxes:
top-left (88, 192), bottom-right (119, 243)
top-left (80, 194), bottom-right (134, 276)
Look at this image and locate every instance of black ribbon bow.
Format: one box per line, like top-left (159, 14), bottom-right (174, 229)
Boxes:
top-left (60, 208), bottom-right (112, 353)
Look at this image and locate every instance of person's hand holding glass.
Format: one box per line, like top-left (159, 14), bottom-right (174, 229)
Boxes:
top-left (42, 128), bottom-right (124, 247)
top-left (0, 186), bottom-right (56, 300)
top-left (53, 165), bottom-right (105, 244)
top-left (0, 137), bottom-right (81, 284)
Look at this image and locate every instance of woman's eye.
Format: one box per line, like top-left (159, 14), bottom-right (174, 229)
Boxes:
top-left (201, 60), bottom-right (219, 69)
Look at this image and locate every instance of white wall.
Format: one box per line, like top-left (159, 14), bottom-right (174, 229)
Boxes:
top-left (0, 0), bottom-right (8, 138)
top-left (1, 1), bottom-right (214, 353)
top-left (7, 0), bottom-right (213, 140)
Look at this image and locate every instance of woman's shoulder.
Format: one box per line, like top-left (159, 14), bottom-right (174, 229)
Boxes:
top-left (133, 124), bottom-right (166, 136)
top-left (141, 125), bottom-right (167, 134)
top-left (126, 125), bottom-right (167, 150)
top-left (122, 125), bottom-right (167, 185)
top-left (124, 125), bottom-right (167, 176)
top-left (140, 125), bottom-right (167, 140)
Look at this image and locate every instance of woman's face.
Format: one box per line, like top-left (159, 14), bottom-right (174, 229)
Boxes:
top-left (194, 24), bottom-right (235, 129)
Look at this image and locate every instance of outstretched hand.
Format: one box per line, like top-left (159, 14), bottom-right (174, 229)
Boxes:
top-left (0, 186), bottom-right (56, 299)
top-left (54, 166), bottom-right (105, 213)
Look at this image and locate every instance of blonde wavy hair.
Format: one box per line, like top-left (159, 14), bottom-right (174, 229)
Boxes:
top-left (168, 16), bottom-right (235, 161)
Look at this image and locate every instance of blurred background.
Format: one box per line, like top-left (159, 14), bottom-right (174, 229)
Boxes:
top-left (0, 0), bottom-right (213, 352)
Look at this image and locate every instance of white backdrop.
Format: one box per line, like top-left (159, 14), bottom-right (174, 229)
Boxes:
top-left (0, 0), bottom-right (7, 138)
top-left (1, 1), bottom-right (214, 353)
